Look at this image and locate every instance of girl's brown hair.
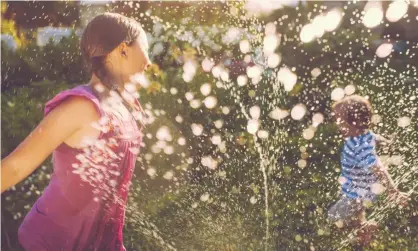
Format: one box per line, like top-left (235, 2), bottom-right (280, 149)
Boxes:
top-left (332, 95), bottom-right (373, 130)
top-left (80, 13), bottom-right (146, 127)
top-left (80, 12), bottom-right (144, 90)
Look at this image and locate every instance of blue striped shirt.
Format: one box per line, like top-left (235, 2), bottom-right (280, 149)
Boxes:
top-left (340, 131), bottom-right (379, 199)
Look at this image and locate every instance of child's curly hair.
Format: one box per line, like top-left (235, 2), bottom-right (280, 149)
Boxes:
top-left (332, 95), bottom-right (373, 130)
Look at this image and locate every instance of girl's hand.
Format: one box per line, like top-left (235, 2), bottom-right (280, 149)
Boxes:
top-left (388, 189), bottom-right (409, 207)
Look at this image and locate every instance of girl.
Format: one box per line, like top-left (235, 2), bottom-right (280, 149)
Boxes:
top-left (1, 13), bottom-right (151, 251)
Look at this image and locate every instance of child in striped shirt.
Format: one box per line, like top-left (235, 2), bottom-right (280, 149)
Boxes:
top-left (328, 95), bottom-right (408, 246)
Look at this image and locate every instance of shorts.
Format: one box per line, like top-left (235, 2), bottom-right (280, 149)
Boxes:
top-left (328, 196), bottom-right (365, 222)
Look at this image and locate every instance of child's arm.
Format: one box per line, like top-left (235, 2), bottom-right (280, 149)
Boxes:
top-left (372, 161), bottom-right (409, 205)
top-left (372, 134), bottom-right (409, 203)
top-left (372, 161), bottom-right (398, 193)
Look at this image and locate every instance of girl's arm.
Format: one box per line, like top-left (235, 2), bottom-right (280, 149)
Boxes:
top-left (372, 161), bottom-right (409, 205)
top-left (372, 161), bottom-right (397, 192)
top-left (1, 97), bottom-right (100, 193)
top-left (372, 134), bottom-right (408, 202)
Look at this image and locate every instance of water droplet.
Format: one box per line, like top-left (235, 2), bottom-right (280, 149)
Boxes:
top-left (376, 43), bottom-right (393, 58)
top-left (163, 171), bottom-right (174, 180)
top-left (331, 87), bottom-right (345, 101)
top-left (263, 34), bottom-right (279, 55)
top-left (386, 0), bottom-right (408, 22)
top-left (291, 104), bottom-right (306, 120)
top-left (324, 9), bottom-right (343, 32)
top-left (212, 65), bottom-right (222, 78)
top-left (145, 153), bottom-right (153, 161)
top-left (297, 159), bottom-right (307, 168)
top-left (219, 141), bottom-right (227, 153)
top-left (312, 113), bottom-right (324, 126)
top-left (147, 168), bottom-right (156, 177)
top-left (371, 183), bottom-right (385, 195)
top-left (190, 99), bottom-right (202, 109)
top-left (211, 134), bottom-right (222, 145)
top-left (335, 220), bottom-right (344, 228)
top-left (204, 96), bottom-right (218, 109)
top-left (124, 83), bottom-right (137, 93)
top-left (178, 137), bottom-right (186, 146)
top-left (183, 60), bottom-right (197, 81)
top-left (185, 92), bottom-right (194, 101)
top-left (109, 179), bottom-right (117, 187)
top-left (152, 42), bottom-right (164, 55)
top-left (344, 85), bottom-right (356, 95)
top-left (170, 87), bottom-right (178, 95)
top-left (257, 130), bottom-right (269, 139)
top-left (175, 115), bottom-right (184, 123)
top-left (247, 119), bottom-right (260, 134)
top-left (240, 39), bottom-right (251, 54)
top-left (269, 107), bottom-right (289, 120)
top-left (221, 71), bottom-right (230, 82)
top-left (164, 146), bottom-right (174, 155)
top-left (267, 53), bottom-right (281, 68)
top-left (94, 83), bottom-right (106, 93)
top-left (397, 116), bottom-right (411, 128)
top-left (131, 73), bottom-right (150, 88)
top-left (200, 192), bottom-right (210, 202)
top-left (311, 15), bottom-right (326, 38)
top-left (300, 23), bottom-right (316, 43)
top-left (191, 123), bottom-right (204, 136)
top-left (265, 22), bottom-right (276, 35)
top-left (371, 114), bottom-right (382, 124)
top-left (247, 65), bottom-right (263, 79)
top-left (201, 156), bottom-right (218, 170)
top-left (237, 75), bottom-right (248, 87)
top-left (156, 126), bottom-right (172, 141)
top-left (302, 127), bottom-right (315, 140)
top-left (214, 120), bottom-right (224, 129)
top-left (362, 4), bottom-right (383, 28)
top-left (277, 67), bottom-right (297, 92)
top-left (338, 176), bottom-right (347, 185)
top-left (250, 106), bottom-right (261, 119)
top-left (200, 83), bottom-right (212, 96)
top-left (202, 58), bottom-right (214, 72)
top-left (129, 147), bottom-right (140, 155)
top-left (390, 155), bottom-right (403, 166)
top-left (311, 68), bottom-right (321, 78)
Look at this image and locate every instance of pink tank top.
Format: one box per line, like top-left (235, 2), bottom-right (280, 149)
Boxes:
top-left (18, 85), bottom-right (142, 251)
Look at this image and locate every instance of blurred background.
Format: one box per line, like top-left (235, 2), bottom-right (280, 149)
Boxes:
top-left (1, 1), bottom-right (418, 250)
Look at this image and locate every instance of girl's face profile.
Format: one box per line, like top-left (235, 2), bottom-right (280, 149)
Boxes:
top-left (124, 34), bottom-right (151, 76)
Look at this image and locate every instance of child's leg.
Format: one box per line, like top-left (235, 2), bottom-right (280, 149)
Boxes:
top-left (346, 208), bottom-right (365, 229)
top-left (355, 211), bottom-right (379, 247)
top-left (329, 197), bottom-right (379, 246)
top-left (328, 196), bottom-right (363, 229)
top-left (343, 204), bottom-right (379, 246)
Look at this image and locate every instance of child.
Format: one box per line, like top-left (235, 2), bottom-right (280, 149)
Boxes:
top-left (328, 95), bottom-right (408, 246)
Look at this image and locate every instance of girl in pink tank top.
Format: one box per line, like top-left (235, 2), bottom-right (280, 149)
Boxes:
top-left (1, 13), bottom-right (151, 251)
